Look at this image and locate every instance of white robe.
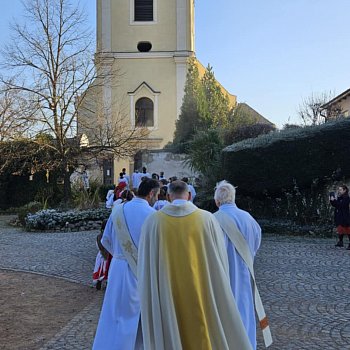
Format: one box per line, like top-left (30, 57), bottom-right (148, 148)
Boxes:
top-left (188, 184), bottom-right (196, 202)
top-left (132, 172), bottom-right (140, 189)
top-left (93, 198), bottom-right (156, 350)
top-left (105, 190), bottom-right (115, 209)
top-left (152, 199), bottom-right (169, 210)
top-left (123, 173), bottom-right (130, 183)
top-left (214, 204), bottom-right (261, 350)
top-left (138, 200), bottom-right (252, 350)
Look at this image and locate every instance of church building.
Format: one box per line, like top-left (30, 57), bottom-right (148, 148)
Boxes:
top-left (82, 0), bottom-right (236, 182)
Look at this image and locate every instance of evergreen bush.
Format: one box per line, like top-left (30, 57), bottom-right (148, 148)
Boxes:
top-left (222, 118), bottom-right (350, 195)
top-left (17, 201), bottom-right (43, 226)
top-left (25, 208), bottom-right (110, 231)
top-left (71, 178), bottom-right (103, 210)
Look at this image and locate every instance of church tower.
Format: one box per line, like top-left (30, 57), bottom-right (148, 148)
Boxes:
top-left (96, 0), bottom-right (195, 156)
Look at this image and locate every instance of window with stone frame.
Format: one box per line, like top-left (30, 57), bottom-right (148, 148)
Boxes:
top-left (134, 0), bottom-right (153, 21)
top-left (135, 97), bottom-right (154, 127)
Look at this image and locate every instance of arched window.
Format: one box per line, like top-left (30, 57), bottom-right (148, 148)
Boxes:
top-left (135, 0), bottom-right (153, 21)
top-left (135, 97), bottom-right (154, 127)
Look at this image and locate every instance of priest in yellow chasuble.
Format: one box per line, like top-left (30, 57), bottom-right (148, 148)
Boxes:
top-left (138, 181), bottom-right (252, 350)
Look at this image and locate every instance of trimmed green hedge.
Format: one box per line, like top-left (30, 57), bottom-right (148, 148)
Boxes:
top-left (0, 171), bottom-right (63, 209)
top-left (222, 118), bottom-right (350, 195)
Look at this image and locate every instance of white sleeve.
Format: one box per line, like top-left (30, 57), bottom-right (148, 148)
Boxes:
top-left (106, 190), bottom-right (114, 200)
top-left (106, 194), bottom-right (114, 208)
top-left (191, 185), bottom-right (196, 198)
top-left (254, 222), bottom-right (262, 255)
top-left (101, 216), bottom-right (115, 255)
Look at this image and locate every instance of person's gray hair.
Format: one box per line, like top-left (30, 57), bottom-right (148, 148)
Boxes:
top-left (168, 180), bottom-right (189, 196)
top-left (214, 180), bottom-right (236, 205)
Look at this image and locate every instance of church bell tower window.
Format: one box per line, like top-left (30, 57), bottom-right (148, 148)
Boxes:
top-left (135, 97), bottom-right (154, 127)
top-left (135, 0), bottom-right (153, 22)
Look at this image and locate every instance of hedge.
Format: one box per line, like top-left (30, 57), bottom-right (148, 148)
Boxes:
top-left (0, 171), bottom-right (63, 209)
top-left (25, 208), bottom-right (111, 231)
top-left (221, 118), bottom-right (350, 196)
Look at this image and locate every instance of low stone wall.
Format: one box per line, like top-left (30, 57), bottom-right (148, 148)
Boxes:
top-left (57, 220), bottom-right (103, 232)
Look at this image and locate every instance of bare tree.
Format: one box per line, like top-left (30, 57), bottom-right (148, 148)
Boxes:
top-left (77, 82), bottom-right (150, 162)
top-left (0, 85), bottom-right (34, 141)
top-left (1, 0), bottom-right (153, 201)
top-left (0, 0), bottom-right (96, 199)
top-left (297, 91), bottom-right (342, 125)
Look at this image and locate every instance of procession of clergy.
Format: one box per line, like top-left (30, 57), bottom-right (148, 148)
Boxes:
top-left (92, 170), bottom-right (273, 350)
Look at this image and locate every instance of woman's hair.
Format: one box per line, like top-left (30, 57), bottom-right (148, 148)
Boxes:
top-left (214, 180), bottom-right (236, 205)
top-left (340, 185), bottom-right (349, 194)
top-left (121, 190), bottom-right (134, 202)
top-left (158, 187), bottom-right (167, 200)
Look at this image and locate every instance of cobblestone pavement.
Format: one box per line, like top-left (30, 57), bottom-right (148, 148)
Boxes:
top-left (255, 234), bottom-right (350, 349)
top-left (1, 216), bottom-right (350, 349)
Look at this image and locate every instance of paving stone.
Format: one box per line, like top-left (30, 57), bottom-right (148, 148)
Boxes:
top-left (1, 223), bottom-right (350, 349)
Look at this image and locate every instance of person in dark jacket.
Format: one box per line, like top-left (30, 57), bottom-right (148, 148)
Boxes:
top-left (330, 185), bottom-right (350, 249)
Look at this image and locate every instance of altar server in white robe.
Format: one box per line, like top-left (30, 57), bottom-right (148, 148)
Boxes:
top-left (132, 170), bottom-right (141, 192)
top-left (213, 180), bottom-right (263, 349)
top-left (92, 178), bottom-right (160, 350)
top-left (138, 180), bottom-right (252, 350)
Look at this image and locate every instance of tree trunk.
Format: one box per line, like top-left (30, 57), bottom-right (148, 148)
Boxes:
top-left (63, 167), bottom-right (72, 203)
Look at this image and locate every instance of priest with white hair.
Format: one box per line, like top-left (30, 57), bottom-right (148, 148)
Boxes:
top-left (213, 180), bottom-right (272, 349)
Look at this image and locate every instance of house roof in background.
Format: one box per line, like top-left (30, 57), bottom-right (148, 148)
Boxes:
top-left (236, 102), bottom-right (275, 126)
top-left (322, 87), bottom-right (350, 108)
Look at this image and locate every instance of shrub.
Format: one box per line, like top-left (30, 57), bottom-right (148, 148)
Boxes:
top-left (185, 129), bottom-right (224, 175)
top-left (222, 118), bottom-right (350, 195)
top-left (17, 201), bottom-right (43, 226)
top-left (224, 123), bottom-right (276, 144)
top-left (25, 208), bottom-right (111, 231)
top-left (34, 187), bottom-right (54, 209)
top-left (71, 178), bottom-right (103, 210)
top-left (99, 184), bottom-right (114, 202)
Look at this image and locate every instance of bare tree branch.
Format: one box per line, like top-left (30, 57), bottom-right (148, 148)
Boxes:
top-left (0, 0), bottom-right (95, 199)
top-left (297, 91), bottom-right (342, 125)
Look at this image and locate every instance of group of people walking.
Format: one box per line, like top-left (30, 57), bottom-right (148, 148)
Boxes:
top-left (105, 168), bottom-right (196, 210)
top-left (92, 173), bottom-right (272, 349)
top-left (93, 173), bottom-right (350, 349)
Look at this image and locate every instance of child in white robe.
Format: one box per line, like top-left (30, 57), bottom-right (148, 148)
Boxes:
top-left (92, 220), bottom-right (111, 290)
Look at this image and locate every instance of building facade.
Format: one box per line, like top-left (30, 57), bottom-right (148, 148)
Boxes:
top-left (81, 0), bottom-right (237, 183)
top-left (322, 88), bottom-right (350, 120)
top-left (97, 0), bottom-right (194, 158)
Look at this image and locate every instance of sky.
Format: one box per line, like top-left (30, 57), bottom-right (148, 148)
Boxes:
top-left (1, 0), bottom-right (350, 128)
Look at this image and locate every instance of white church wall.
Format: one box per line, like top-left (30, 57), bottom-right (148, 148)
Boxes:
top-left (137, 150), bottom-right (199, 182)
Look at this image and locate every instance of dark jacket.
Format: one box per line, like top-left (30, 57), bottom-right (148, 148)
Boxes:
top-left (330, 194), bottom-right (350, 227)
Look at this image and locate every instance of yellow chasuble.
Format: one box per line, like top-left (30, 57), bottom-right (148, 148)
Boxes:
top-left (138, 201), bottom-right (252, 350)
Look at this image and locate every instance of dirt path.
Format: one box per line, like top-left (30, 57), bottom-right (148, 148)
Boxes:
top-left (0, 215), bottom-right (103, 350)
